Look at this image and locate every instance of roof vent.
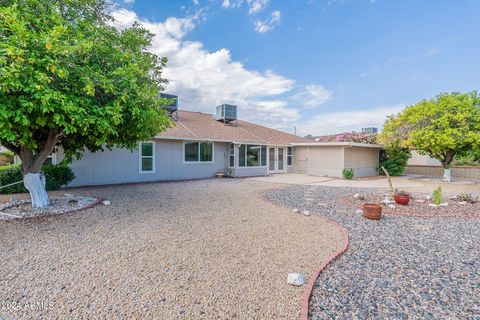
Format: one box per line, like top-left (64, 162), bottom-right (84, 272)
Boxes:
top-left (214, 104), bottom-right (237, 123)
top-left (159, 93), bottom-right (178, 114)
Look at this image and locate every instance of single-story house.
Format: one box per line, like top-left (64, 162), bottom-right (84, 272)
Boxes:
top-left (47, 104), bottom-right (383, 187)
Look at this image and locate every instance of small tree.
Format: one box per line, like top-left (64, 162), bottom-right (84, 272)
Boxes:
top-left (379, 143), bottom-right (410, 176)
top-left (380, 92), bottom-right (480, 182)
top-left (0, 0), bottom-right (172, 207)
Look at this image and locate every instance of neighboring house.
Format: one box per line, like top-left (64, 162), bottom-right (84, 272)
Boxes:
top-left (407, 150), bottom-right (442, 166)
top-left (47, 104), bottom-right (383, 187)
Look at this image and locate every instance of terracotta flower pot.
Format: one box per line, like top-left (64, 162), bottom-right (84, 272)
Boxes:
top-left (394, 194), bottom-right (410, 205)
top-left (362, 203), bottom-right (382, 220)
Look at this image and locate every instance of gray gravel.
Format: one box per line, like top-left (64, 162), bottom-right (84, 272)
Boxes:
top-left (0, 179), bottom-right (343, 319)
top-left (265, 185), bottom-right (480, 320)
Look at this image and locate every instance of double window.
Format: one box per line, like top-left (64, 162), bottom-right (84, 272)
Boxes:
top-left (228, 143), bottom-right (235, 167)
top-left (238, 144), bottom-right (267, 167)
top-left (287, 147), bottom-right (293, 166)
top-left (184, 142), bottom-right (213, 163)
top-left (140, 142), bottom-right (155, 173)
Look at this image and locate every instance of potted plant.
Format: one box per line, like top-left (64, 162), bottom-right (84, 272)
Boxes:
top-left (394, 190), bottom-right (410, 205)
top-left (362, 203), bottom-right (382, 220)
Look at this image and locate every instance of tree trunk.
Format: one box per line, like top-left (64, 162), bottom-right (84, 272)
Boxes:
top-left (23, 173), bottom-right (50, 208)
top-left (443, 167), bottom-right (452, 182)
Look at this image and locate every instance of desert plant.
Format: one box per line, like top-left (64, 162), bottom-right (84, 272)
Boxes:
top-left (432, 187), bottom-right (444, 205)
top-left (381, 166), bottom-right (394, 197)
top-left (456, 192), bottom-right (478, 204)
top-left (342, 168), bottom-right (354, 180)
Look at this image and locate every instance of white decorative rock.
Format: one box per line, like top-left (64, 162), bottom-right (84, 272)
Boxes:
top-left (428, 203), bottom-right (438, 208)
top-left (287, 273), bottom-right (305, 286)
top-left (426, 195), bottom-right (432, 200)
top-left (293, 208), bottom-right (300, 213)
top-left (388, 204), bottom-right (396, 209)
top-left (355, 209), bottom-right (363, 215)
top-left (459, 201), bottom-right (468, 205)
top-left (64, 193), bottom-right (74, 197)
top-left (439, 202), bottom-right (448, 207)
top-left (303, 210), bottom-right (310, 216)
top-left (102, 200), bottom-right (111, 206)
top-left (415, 199), bottom-right (425, 203)
top-left (353, 193), bottom-right (360, 199)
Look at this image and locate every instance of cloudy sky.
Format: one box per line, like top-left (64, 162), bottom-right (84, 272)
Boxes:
top-left (113, 0), bottom-right (480, 136)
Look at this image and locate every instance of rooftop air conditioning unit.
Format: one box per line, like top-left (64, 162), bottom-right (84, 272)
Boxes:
top-left (159, 93), bottom-right (178, 114)
top-left (215, 104), bottom-right (237, 123)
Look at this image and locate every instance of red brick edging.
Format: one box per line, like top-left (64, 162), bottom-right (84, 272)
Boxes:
top-left (300, 216), bottom-right (349, 320)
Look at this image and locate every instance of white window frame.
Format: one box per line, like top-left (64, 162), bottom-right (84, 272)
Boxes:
top-left (287, 146), bottom-right (293, 166)
top-left (45, 152), bottom-right (57, 165)
top-left (182, 141), bottom-right (215, 164)
top-left (238, 144), bottom-right (267, 168)
top-left (228, 143), bottom-right (235, 168)
top-left (139, 141), bottom-right (155, 174)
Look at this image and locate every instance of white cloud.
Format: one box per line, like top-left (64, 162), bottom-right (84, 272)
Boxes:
top-left (247, 0), bottom-right (269, 14)
top-left (124, 0), bottom-right (135, 3)
top-left (254, 10), bottom-right (281, 33)
top-left (192, 0), bottom-right (199, 5)
top-left (291, 85), bottom-right (331, 108)
top-left (299, 105), bottom-right (405, 136)
top-left (111, 9), bottom-right (301, 128)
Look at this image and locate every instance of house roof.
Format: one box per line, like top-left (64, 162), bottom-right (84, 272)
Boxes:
top-left (291, 142), bottom-right (384, 148)
top-left (155, 110), bottom-right (309, 145)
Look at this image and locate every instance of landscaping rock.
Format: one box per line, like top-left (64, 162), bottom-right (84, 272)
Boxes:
top-left (415, 199), bottom-right (426, 203)
top-left (287, 273), bottom-right (305, 286)
top-left (355, 209), bottom-right (363, 215)
top-left (428, 203), bottom-right (438, 208)
top-left (387, 204), bottom-right (396, 209)
top-left (303, 210), bottom-right (310, 216)
top-left (353, 193), bottom-right (364, 200)
top-left (439, 202), bottom-right (448, 207)
top-left (292, 208), bottom-right (300, 213)
top-left (102, 200), bottom-right (111, 206)
top-left (458, 201), bottom-right (468, 205)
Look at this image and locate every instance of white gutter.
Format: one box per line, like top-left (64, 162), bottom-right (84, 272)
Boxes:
top-left (290, 142), bottom-right (384, 148)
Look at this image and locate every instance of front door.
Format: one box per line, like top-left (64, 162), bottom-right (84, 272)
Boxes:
top-left (268, 147), bottom-right (285, 173)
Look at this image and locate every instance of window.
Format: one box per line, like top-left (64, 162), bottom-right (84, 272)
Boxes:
top-left (140, 142), bottom-right (155, 173)
top-left (184, 142), bottom-right (214, 163)
top-left (238, 144), bottom-right (267, 167)
top-left (287, 147), bottom-right (293, 166)
top-left (228, 143), bottom-right (235, 167)
top-left (44, 153), bottom-right (57, 165)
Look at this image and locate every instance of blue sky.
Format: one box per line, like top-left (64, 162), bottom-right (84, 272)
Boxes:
top-left (115, 0), bottom-right (480, 135)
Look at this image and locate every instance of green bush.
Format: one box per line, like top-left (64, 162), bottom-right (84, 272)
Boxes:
top-left (342, 168), bottom-right (354, 180)
top-left (0, 164), bottom-right (26, 194)
top-left (379, 144), bottom-right (411, 176)
top-left (42, 163), bottom-right (75, 191)
top-left (432, 187), bottom-right (444, 205)
top-left (0, 163), bottom-right (75, 194)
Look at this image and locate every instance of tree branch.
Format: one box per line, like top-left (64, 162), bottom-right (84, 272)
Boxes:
top-left (1, 141), bottom-right (20, 154)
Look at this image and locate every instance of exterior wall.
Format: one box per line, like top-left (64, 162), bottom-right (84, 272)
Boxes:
top-left (234, 167), bottom-right (268, 177)
top-left (405, 165), bottom-right (480, 180)
top-left (344, 147), bottom-right (380, 177)
top-left (59, 140), bottom-right (228, 187)
top-left (408, 151), bottom-right (442, 166)
top-left (291, 146), bottom-right (344, 177)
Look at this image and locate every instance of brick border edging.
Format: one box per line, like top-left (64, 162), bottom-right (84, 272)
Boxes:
top-left (0, 197), bottom-right (102, 223)
top-left (300, 217), bottom-right (349, 320)
top-left (260, 190), bottom-right (350, 320)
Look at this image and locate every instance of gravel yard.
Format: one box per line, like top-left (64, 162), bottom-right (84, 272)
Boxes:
top-left (265, 185), bottom-right (480, 319)
top-left (0, 179), bottom-right (343, 320)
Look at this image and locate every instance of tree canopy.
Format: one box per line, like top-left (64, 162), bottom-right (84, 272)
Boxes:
top-left (0, 0), bottom-right (172, 207)
top-left (0, 0), bottom-right (172, 173)
top-left (380, 92), bottom-right (480, 179)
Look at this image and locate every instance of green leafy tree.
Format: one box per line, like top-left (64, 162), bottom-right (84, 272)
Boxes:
top-left (380, 92), bottom-right (480, 182)
top-left (0, 0), bottom-right (172, 207)
top-left (379, 143), bottom-right (411, 176)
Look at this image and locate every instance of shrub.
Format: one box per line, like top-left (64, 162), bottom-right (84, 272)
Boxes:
top-left (432, 187), bottom-right (444, 205)
top-left (42, 163), bottom-right (75, 191)
top-left (456, 192), bottom-right (478, 204)
top-left (379, 144), bottom-right (411, 176)
top-left (342, 168), bottom-right (354, 180)
top-left (0, 163), bottom-right (75, 194)
top-left (0, 164), bottom-right (26, 194)
top-left (0, 151), bottom-right (14, 166)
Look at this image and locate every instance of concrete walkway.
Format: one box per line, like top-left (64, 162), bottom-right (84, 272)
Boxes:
top-left (249, 173), bottom-right (479, 194)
